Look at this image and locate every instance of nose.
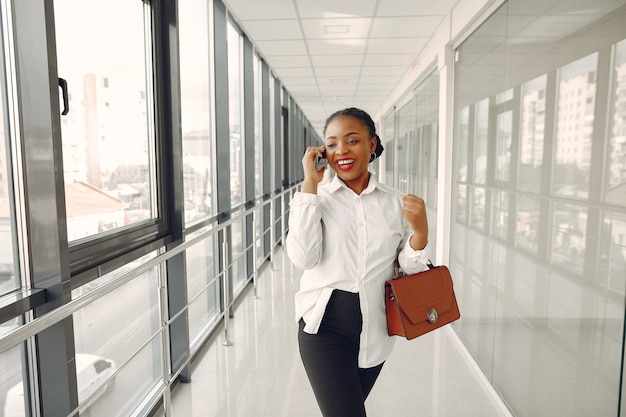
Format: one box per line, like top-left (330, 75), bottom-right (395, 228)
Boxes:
top-left (335, 141), bottom-right (347, 155)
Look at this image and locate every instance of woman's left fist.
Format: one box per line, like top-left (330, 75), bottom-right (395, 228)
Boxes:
top-left (401, 194), bottom-right (428, 250)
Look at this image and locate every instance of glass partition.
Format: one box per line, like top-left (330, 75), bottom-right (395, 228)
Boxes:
top-left (0, 18), bottom-right (17, 297)
top-left (452, 2), bottom-right (626, 416)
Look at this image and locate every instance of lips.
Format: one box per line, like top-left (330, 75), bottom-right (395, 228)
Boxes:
top-left (335, 158), bottom-right (355, 171)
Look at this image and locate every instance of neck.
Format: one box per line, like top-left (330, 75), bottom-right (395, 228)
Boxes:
top-left (342, 172), bottom-right (370, 195)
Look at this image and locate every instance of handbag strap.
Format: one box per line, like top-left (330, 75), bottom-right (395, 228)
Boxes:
top-left (396, 259), bottom-right (436, 279)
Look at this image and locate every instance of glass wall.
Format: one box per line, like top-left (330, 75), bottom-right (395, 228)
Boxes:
top-left (386, 70), bottom-right (440, 258)
top-left (180, 0), bottom-right (215, 224)
top-left (227, 20), bottom-right (244, 208)
top-left (0, 10), bottom-right (17, 297)
top-left (451, 2), bottom-right (626, 416)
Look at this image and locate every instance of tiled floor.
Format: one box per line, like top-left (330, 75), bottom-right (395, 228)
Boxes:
top-left (170, 247), bottom-right (511, 417)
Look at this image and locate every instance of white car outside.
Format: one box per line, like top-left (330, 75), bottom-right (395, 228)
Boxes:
top-left (3, 353), bottom-right (116, 417)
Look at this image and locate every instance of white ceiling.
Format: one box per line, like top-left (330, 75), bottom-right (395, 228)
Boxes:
top-left (222, 0), bottom-right (459, 135)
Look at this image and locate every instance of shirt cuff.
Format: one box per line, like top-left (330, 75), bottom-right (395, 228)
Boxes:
top-left (291, 191), bottom-right (321, 206)
top-left (402, 237), bottom-right (431, 265)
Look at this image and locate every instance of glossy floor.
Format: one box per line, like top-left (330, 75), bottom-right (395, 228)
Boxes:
top-left (170, 248), bottom-right (511, 417)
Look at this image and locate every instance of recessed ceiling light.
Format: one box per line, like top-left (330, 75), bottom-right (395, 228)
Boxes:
top-left (324, 25), bottom-right (350, 35)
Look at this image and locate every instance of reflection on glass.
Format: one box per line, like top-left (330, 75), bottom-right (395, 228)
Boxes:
top-left (1, 346), bottom-right (25, 417)
top-left (253, 54), bottom-right (263, 199)
top-left (551, 203), bottom-right (587, 273)
top-left (495, 111), bottom-right (512, 182)
top-left (456, 184), bottom-right (467, 222)
top-left (457, 106), bottom-right (469, 182)
top-left (227, 22), bottom-right (244, 207)
top-left (471, 187), bottom-right (486, 231)
top-left (606, 39), bottom-right (626, 203)
top-left (491, 191), bottom-right (508, 240)
top-left (180, 0), bottom-right (214, 224)
top-left (516, 196), bottom-right (540, 253)
top-left (452, 1), bottom-right (626, 417)
top-left (0, 35), bottom-right (18, 296)
top-left (231, 219), bottom-right (247, 294)
top-left (554, 53), bottom-right (597, 199)
top-left (383, 112), bottom-right (395, 185)
top-left (54, 0), bottom-right (154, 241)
top-left (474, 99), bottom-right (488, 184)
top-left (185, 228), bottom-right (218, 347)
top-left (600, 212), bottom-right (626, 295)
top-left (72, 258), bottom-right (161, 415)
top-left (520, 75), bottom-right (546, 193)
top-left (397, 98), bottom-right (416, 194)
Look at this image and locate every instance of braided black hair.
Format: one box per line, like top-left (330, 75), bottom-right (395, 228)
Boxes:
top-left (323, 107), bottom-right (384, 161)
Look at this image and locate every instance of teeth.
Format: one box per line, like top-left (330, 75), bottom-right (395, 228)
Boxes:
top-left (337, 160), bottom-right (354, 165)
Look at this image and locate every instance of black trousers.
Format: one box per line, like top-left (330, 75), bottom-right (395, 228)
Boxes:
top-left (298, 290), bottom-right (385, 417)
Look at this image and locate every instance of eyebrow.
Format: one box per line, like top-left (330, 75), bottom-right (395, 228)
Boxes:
top-left (325, 131), bottom-right (362, 140)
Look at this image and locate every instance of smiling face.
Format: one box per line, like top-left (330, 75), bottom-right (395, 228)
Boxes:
top-left (324, 115), bottom-right (377, 194)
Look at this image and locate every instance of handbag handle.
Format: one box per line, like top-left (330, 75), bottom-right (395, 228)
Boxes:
top-left (396, 259), bottom-right (436, 279)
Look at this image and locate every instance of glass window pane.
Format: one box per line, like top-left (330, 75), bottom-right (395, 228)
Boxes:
top-left (474, 99), bottom-right (488, 184)
top-left (551, 202), bottom-right (587, 274)
top-left (0, 34), bottom-right (18, 296)
top-left (495, 110), bottom-right (512, 182)
top-left (471, 186), bottom-right (486, 231)
top-left (606, 39), bottom-right (626, 203)
top-left (491, 190), bottom-right (508, 240)
top-left (227, 22), bottom-right (244, 207)
top-left (185, 228), bottom-right (219, 347)
top-left (254, 54), bottom-right (263, 199)
top-left (554, 53), bottom-right (598, 199)
top-left (54, 0), bottom-right (155, 241)
top-left (516, 195), bottom-right (540, 253)
top-left (383, 112), bottom-right (395, 185)
top-left (519, 75), bottom-right (546, 193)
top-left (456, 184), bottom-right (467, 223)
top-left (180, 0), bottom-right (214, 223)
top-left (231, 218), bottom-right (247, 295)
top-left (600, 212), bottom-right (626, 295)
top-left (457, 106), bottom-right (470, 182)
top-left (72, 255), bottom-right (161, 416)
top-left (1, 345), bottom-right (26, 417)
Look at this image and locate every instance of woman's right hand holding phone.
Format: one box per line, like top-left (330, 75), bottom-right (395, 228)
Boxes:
top-left (301, 146), bottom-right (326, 194)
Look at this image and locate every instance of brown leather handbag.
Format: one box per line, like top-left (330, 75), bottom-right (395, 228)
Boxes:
top-left (385, 262), bottom-right (460, 340)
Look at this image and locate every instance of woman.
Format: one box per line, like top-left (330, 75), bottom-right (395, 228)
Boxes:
top-left (286, 107), bottom-right (430, 416)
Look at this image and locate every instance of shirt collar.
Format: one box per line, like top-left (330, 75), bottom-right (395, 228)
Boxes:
top-left (326, 172), bottom-right (388, 195)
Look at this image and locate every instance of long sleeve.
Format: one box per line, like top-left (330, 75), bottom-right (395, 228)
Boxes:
top-left (286, 191), bottom-right (324, 270)
top-left (397, 218), bottom-right (431, 275)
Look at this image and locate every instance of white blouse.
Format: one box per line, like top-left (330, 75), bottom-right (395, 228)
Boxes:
top-left (286, 174), bottom-right (430, 367)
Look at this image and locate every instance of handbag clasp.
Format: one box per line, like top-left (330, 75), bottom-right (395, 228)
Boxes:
top-left (427, 308), bottom-right (439, 324)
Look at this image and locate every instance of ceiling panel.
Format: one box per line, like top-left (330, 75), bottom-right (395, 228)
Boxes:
top-left (376, 0), bottom-right (459, 16)
top-left (267, 55), bottom-right (311, 68)
top-left (255, 39), bottom-right (308, 56)
top-left (301, 18), bottom-right (372, 39)
top-left (370, 16), bottom-right (444, 38)
top-left (295, 0), bottom-right (377, 18)
top-left (310, 54), bottom-right (363, 67)
top-left (224, 0), bottom-right (297, 20)
top-left (241, 19), bottom-right (302, 41)
top-left (367, 37), bottom-right (428, 54)
top-left (307, 38), bottom-right (368, 55)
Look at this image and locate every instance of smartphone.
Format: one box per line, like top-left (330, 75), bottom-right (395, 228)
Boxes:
top-left (315, 150), bottom-right (327, 171)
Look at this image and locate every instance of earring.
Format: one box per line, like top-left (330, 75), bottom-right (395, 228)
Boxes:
top-left (369, 153), bottom-right (376, 162)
